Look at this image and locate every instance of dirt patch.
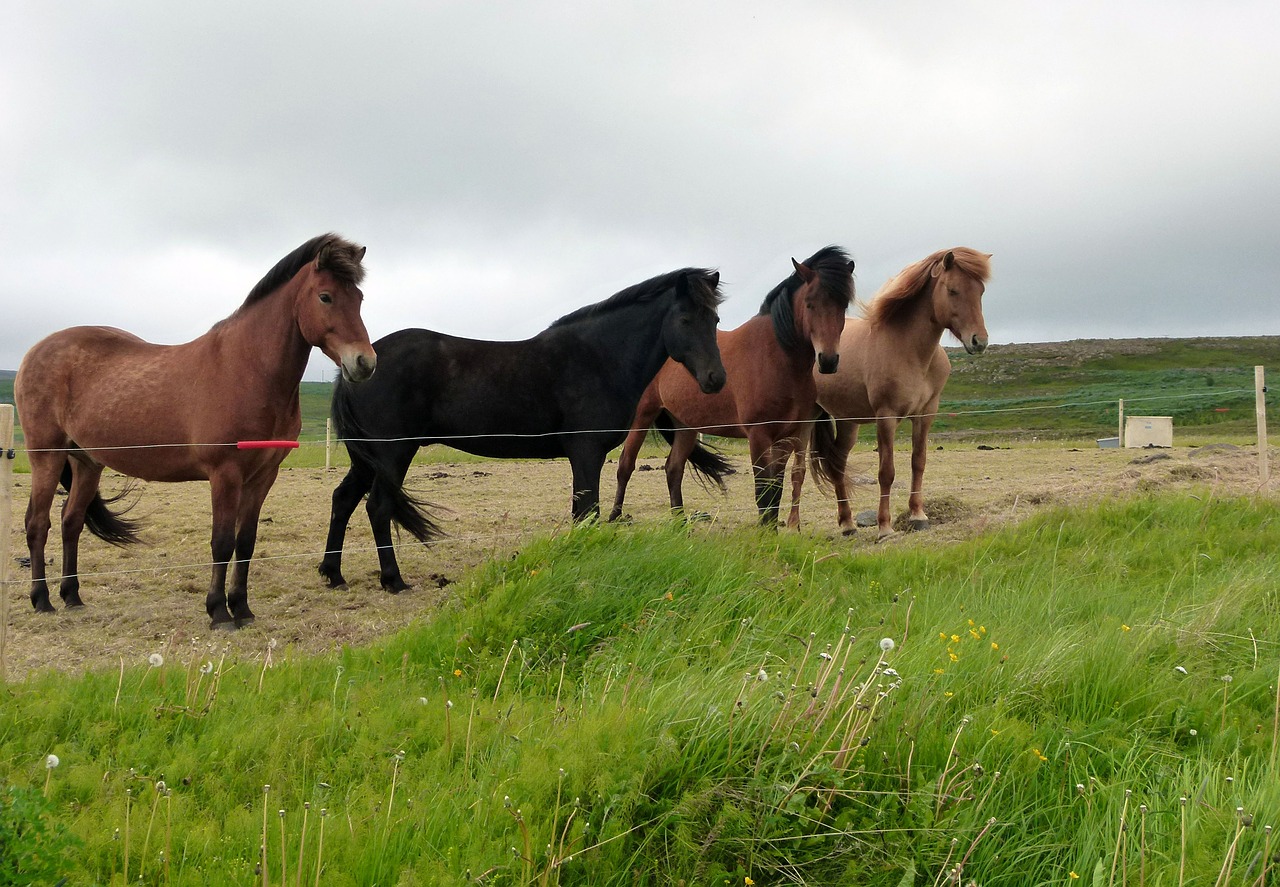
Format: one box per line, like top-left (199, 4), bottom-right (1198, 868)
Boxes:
top-left (3, 443), bottom-right (1275, 679)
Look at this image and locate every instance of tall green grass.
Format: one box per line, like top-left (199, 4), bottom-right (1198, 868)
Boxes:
top-left (2, 492), bottom-right (1279, 884)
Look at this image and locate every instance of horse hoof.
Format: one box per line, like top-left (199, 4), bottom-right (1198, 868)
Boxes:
top-left (840, 526), bottom-right (858, 537)
top-left (907, 518), bottom-right (930, 532)
top-left (382, 580), bottom-right (410, 594)
top-left (210, 619), bottom-right (237, 632)
top-left (234, 615), bottom-right (256, 629)
top-left (330, 581), bottom-right (350, 591)
top-left (33, 601), bottom-right (57, 614)
top-left (62, 597), bottom-right (85, 609)
top-left (875, 529), bottom-right (896, 543)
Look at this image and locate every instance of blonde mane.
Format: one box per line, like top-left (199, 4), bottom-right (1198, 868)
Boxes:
top-left (861, 247), bottom-right (991, 325)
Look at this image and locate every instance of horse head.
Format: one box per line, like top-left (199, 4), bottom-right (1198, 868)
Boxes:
top-left (295, 237), bottom-right (378, 381)
top-left (930, 249), bottom-right (991, 355)
top-left (791, 249), bottom-right (855, 374)
top-left (665, 271), bottom-right (727, 394)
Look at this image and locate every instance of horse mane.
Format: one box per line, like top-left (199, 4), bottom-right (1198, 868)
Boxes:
top-left (241, 233), bottom-right (367, 306)
top-left (549, 268), bottom-right (724, 328)
top-left (757, 245), bottom-right (855, 350)
top-left (862, 247), bottom-right (990, 326)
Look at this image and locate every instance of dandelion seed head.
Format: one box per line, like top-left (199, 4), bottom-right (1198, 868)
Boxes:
top-left (45, 754), bottom-right (59, 769)
top-left (879, 637), bottom-right (895, 652)
top-left (756, 668), bottom-right (768, 682)
top-left (1189, 729), bottom-right (1198, 736)
top-left (148, 653), bottom-right (164, 668)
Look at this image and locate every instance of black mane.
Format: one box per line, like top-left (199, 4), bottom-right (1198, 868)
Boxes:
top-left (242, 233), bottom-right (367, 306)
top-left (757, 246), bottom-right (855, 350)
top-left (550, 268), bottom-right (723, 329)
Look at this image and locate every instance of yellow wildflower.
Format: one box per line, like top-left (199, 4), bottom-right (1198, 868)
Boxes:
top-left (951, 634), bottom-right (960, 644)
top-left (1069, 872), bottom-right (1080, 880)
top-left (1122, 624), bottom-right (1131, 632)
top-left (991, 642), bottom-right (999, 651)
top-left (453, 669), bottom-right (462, 677)
top-left (949, 652), bottom-right (958, 662)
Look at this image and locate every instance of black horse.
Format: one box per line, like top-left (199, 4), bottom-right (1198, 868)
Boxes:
top-left (319, 268), bottom-right (727, 591)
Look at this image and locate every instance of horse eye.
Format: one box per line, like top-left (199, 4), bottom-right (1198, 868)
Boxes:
top-left (319, 292), bottom-right (333, 304)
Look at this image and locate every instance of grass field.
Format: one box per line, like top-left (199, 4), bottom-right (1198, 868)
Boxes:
top-left (2, 339), bottom-right (1279, 883)
top-left (2, 493), bottom-right (1279, 884)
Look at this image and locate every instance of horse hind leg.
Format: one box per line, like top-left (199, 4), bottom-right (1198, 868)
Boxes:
top-left (906, 416), bottom-right (934, 532)
top-left (319, 461), bottom-right (375, 589)
top-left (609, 426), bottom-right (648, 522)
top-left (56, 459), bottom-right (107, 607)
top-left (23, 454), bottom-right (63, 612)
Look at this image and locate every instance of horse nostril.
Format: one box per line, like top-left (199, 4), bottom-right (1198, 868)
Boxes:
top-left (818, 353), bottom-right (840, 374)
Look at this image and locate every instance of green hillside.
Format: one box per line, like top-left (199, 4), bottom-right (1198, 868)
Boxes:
top-left (3, 336), bottom-right (1278, 450)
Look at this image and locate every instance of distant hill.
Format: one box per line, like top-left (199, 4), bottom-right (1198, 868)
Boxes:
top-left (3, 336), bottom-right (1278, 442)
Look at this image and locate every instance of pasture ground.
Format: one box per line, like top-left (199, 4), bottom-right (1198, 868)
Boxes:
top-left (3, 436), bottom-right (1274, 680)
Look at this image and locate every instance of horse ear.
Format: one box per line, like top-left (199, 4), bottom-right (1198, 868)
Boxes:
top-left (314, 242), bottom-right (331, 271)
top-left (708, 270), bottom-right (720, 287)
top-left (355, 246), bottom-right (367, 263)
top-left (930, 251), bottom-right (955, 278)
top-left (847, 259), bottom-right (855, 272)
top-left (791, 258), bottom-right (817, 284)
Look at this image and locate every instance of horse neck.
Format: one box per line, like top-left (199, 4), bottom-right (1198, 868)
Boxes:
top-left (564, 298), bottom-right (672, 394)
top-left (882, 280), bottom-right (948, 363)
top-left (210, 282), bottom-right (311, 393)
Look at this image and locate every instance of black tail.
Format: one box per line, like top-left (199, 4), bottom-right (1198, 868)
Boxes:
top-left (807, 410), bottom-right (841, 492)
top-left (653, 410), bottom-right (734, 493)
top-left (60, 461), bottom-right (143, 547)
top-left (331, 380), bottom-right (441, 543)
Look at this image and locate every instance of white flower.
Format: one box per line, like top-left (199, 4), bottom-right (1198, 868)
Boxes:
top-left (419, 696), bottom-right (429, 705)
top-left (879, 637), bottom-right (895, 652)
top-left (200, 661), bottom-right (214, 675)
top-left (882, 667), bottom-right (900, 677)
top-left (1189, 729), bottom-right (1198, 737)
top-left (819, 652), bottom-right (833, 661)
top-left (1221, 675), bottom-right (1233, 683)
top-left (1174, 665), bottom-right (1188, 675)
top-left (46, 754), bottom-right (60, 769)
top-left (756, 668), bottom-right (769, 682)
top-left (148, 653), bottom-right (164, 668)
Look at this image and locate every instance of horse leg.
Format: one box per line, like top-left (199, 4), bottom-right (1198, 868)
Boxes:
top-left (206, 473), bottom-right (241, 629)
top-left (664, 429), bottom-right (699, 515)
top-left (24, 454), bottom-right (62, 613)
top-left (319, 460), bottom-right (375, 589)
top-left (832, 419), bottom-right (858, 535)
top-left (906, 415), bottom-right (935, 531)
top-left (366, 445), bottom-right (418, 593)
top-left (567, 443), bottom-right (608, 522)
top-left (785, 425), bottom-right (812, 530)
top-left (748, 429), bottom-right (790, 527)
top-left (57, 459), bottom-right (106, 607)
top-left (874, 416), bottom-right (901, 540)
top-left (609, 426), bottom-right (649, 521)
top-left (226, 468), bottom-right (279, 627)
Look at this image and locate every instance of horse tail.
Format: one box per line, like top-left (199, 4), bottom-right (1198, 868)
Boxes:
top-left (807, 410), bottom-right (841, 492)
top-left (653, 410), bottom-right (734, 492)
top-left (331, 380), bottom-right (441, 543)
top-left (60, 461), bottom-right (143, 547)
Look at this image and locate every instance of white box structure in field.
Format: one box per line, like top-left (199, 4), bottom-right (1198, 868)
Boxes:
top-left (1124, 416), bottom-right (1173, 448)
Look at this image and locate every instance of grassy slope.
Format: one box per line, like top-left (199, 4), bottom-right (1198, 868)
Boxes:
top-left (3, 492), bottom-right (1279, 884)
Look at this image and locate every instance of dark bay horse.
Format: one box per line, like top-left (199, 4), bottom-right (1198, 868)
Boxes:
top-left (609, 247), bottom-right (854, 525)
top-left (319, 268), bottom-right (726, 592)
top-left (787, 248), bottom-right (991, 537)
top-left (15, 234), bottom-right (376, 628)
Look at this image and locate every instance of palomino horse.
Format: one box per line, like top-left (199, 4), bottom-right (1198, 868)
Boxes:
top-left (319, 268), bottom-right (726, 592)
top-left (15, 234), bottom-right (376, 628)
top-left (609, 246), bottom-right (854, 525)
top-left (787, 248), bottom-right (991, 537)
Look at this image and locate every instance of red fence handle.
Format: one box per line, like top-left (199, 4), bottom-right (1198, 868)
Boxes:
top-left (236, 440), bottom-right (300, 450)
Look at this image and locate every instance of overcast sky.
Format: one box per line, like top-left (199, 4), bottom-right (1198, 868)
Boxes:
top-left (2, 1), bottom-right (1277, 380)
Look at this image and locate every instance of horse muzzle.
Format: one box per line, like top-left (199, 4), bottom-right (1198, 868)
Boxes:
top-left (699, 366), bottom-right (727, 395)
top-left (340, 350), bottom-right (377, 383)
top-left (963, 334), bottom-right (989, 355)
top-left (817, 352), bottom-right (840, 374)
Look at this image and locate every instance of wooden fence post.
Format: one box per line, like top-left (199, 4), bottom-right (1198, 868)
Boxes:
top-left (1257, 366), bottom-right (1269, 486)
top-left (326, 418), bottom-right (333, 471)
top-left (1, 404), bottom-right (14, 683)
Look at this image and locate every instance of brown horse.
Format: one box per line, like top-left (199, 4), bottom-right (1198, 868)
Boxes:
top-left (610, 246), bottom-right (854, 525)
top-left (787, 248), bottom-right (991, 537)
top-left (15, 234), bottom-right (376, 628)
